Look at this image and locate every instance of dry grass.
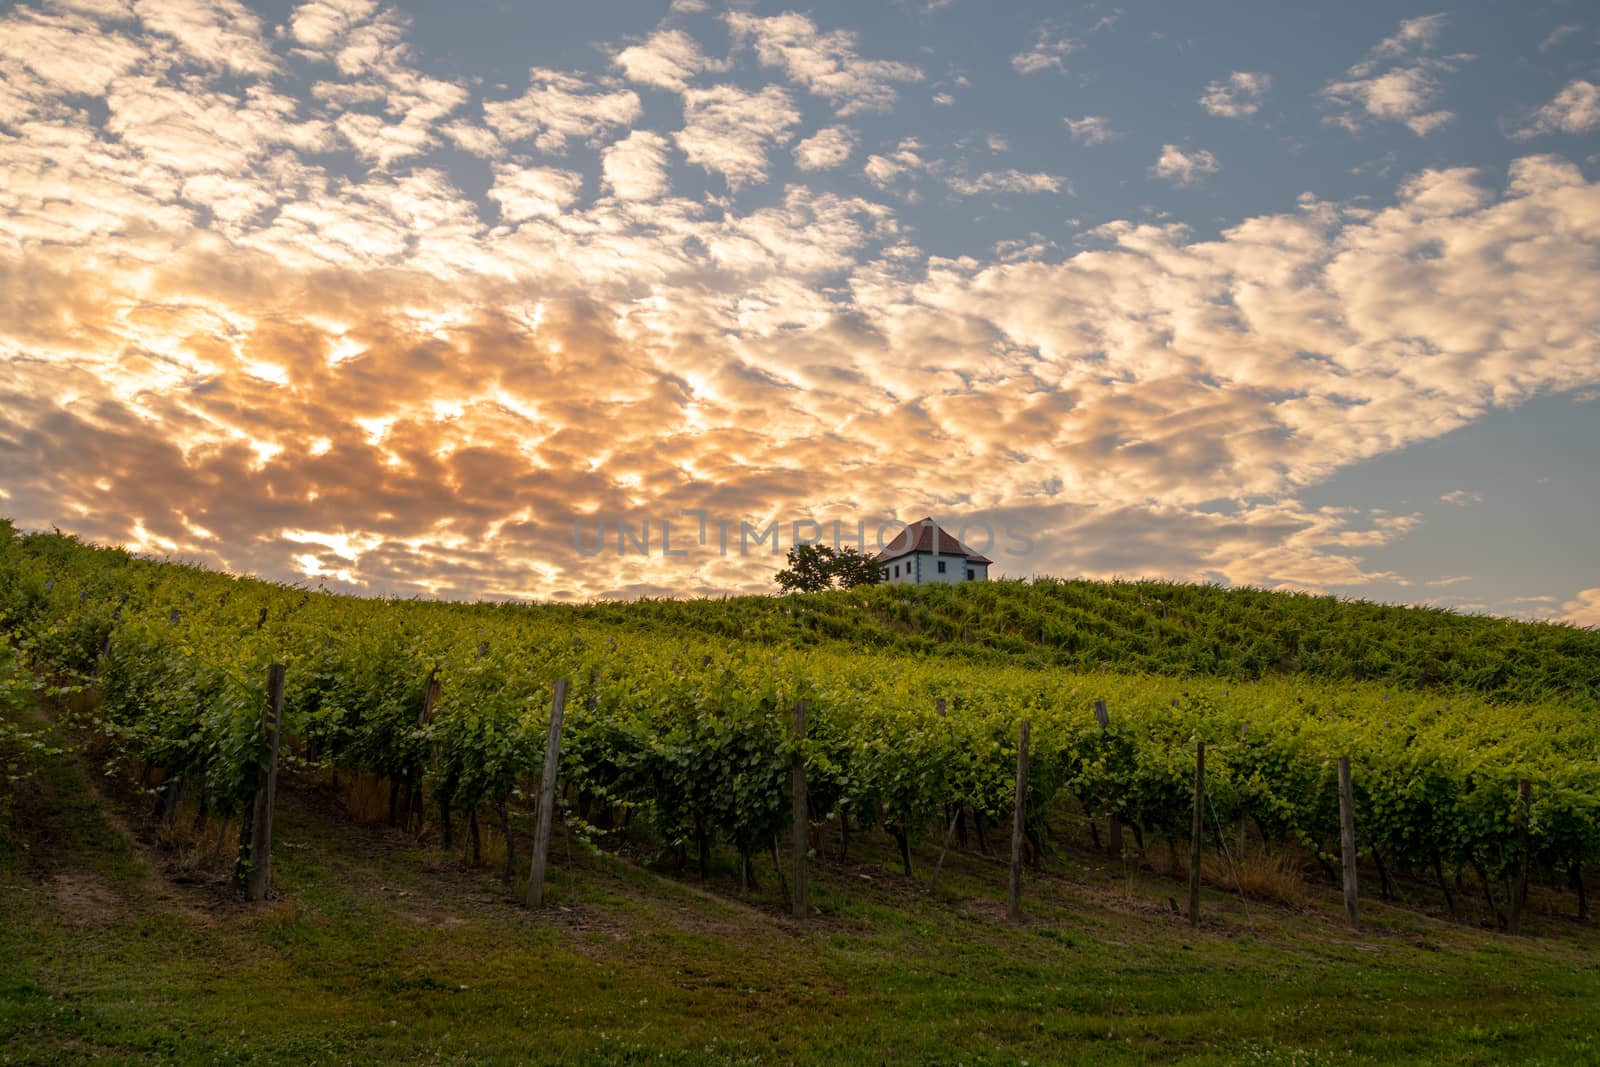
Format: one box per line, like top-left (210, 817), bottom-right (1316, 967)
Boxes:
top-left (341, 772), bottom-right (392, 824)
top-left (1203, 845), bottom-right (1308, 906)
top-left (331, 772), bottom-right (516, 875)
top-left (475, 824), bottom-right (510, 873)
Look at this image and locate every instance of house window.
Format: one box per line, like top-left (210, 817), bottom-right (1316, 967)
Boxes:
top-left (967, 567), bottom-right (974, 580)
top-left (937, 560), bottom-right (946, 573)
top-left (893, 563), bottom-right (899, 577)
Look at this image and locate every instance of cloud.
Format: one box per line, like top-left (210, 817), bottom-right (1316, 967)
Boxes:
top-left (1064, 115), bottom-right (1117, 145)
top-left (4, 9), bottom-right (1600, 603)
top-left (483, 68), bottom-right (641, 152)
top-left (1558, 588), bottom-right (1600, 628)
top-left (946, 170), bottom-right (1065, 196)
top-left (1323, 65), bottom-right (1457, 136)
top-left (0, 8), bottom-right (147, 106)
top-left (1375, 13), bottom-right (1449, 56)
top-left (488, 164), bottom-right (584, 222)
top-left (1151, 145), bottom-right (1218, 185)
top-left (288, 0), bottom-right (378, 51)
top-left (1438, 489), bottom-right (1482, 506)
top-left (727, 12), bottom-right (921, 115)
top-left (1516, 80), bottom-right (1600, 138)
top-left (1011, 25), bottom-right (1074, 75)
top-left (793, 126), bottom-right (855, 170)
top-left (863, 138), bottom-right (933, 188)
top-left (133, 0), bottom-right (277, 76)
top-left (1200, 71), bottom-right (1270, 118)
top-left (603, 130), bottom-right (673, 201)
top-left (1539, 24), bottom-right (1581, 51)
top-left (286, 4), bottom-right (470, 166)
top-left (442, 120), bottom-right (504, 159)
top-left (880, 157), bottom-right (1600, 505)
top-left (105, 75), bottom-right (334, 177)
top-left (674, 84), bottom-right (800, 188)
top-left (612, 28), bottom-right (722, 92)
top-left (1321, 14), bottom-right (1467, 136)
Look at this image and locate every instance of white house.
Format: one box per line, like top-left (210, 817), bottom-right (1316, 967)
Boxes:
top-left (875, 518), bottom-right (992, 585)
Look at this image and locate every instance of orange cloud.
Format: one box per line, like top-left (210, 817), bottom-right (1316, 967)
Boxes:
top-left (1, 2), bottom-right (1598, 602)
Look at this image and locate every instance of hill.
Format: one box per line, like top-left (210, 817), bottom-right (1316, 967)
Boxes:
top-left (572, 577), bottom-right (1600, 705)
top-left (5, 521), bottom-right (1598, 708)
top-left (4, 522), bottom-right (1600, 1062)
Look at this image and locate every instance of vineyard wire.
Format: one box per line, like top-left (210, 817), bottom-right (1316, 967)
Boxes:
top-left (1205, 786), bottom-right (1257, 935)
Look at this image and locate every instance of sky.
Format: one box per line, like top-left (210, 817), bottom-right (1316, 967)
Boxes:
top-left (0, 0), bottom-right (1597, 621)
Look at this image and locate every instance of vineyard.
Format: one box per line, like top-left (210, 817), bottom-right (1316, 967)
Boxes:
top-left (3, 520), bottom-right (1597, 936)
top-left (572, 571), bottom-right (1600, 704)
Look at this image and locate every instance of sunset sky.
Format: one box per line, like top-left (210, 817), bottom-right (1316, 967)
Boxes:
top-left (1, 0), bottom-right (1597, 620)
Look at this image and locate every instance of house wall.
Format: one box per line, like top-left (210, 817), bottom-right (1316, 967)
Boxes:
top-left (923, 552), bottom-right (969, 584)
top-left (881, 552), bottom-right (917, 584)
top-left (880, 552), bottom-right (988, 584)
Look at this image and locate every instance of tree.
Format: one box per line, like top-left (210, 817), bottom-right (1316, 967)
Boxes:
top-left (775, 544), bottom-right (836, 593)
top-left (829, 546), bottom-right (883, 589)
top-left (775, 544), bottom-right (883, 593)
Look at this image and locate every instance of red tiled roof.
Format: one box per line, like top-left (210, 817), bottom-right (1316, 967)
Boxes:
top-left (873, 517), bottom-right (994, 565)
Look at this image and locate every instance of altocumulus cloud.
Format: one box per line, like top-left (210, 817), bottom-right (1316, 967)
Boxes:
top-left (1, 1), bottom-right (1599, 604)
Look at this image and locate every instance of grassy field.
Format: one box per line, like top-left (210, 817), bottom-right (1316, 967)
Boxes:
top-left (4, 704), bottom-right (1599, 1066)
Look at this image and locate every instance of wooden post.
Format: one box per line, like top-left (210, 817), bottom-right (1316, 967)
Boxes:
top-left (1189, 740), bottom-right (1204, 926)
top-left (1008, 720), bottom-right (1030, 921)
top-left (790, 699), bottom-right (808, 920)
top-left (411, 673), bottom-right (442, 833)
top-left (1338, 756), bottom-right (1359, 929)
top-left (527, 679), bottom-right (568, 907)
top-left (420, 673), bottom-right (441, 725)
top-left (1095, 700), bottom-right (1121, 859)
top-left (1511, 779), bottom-right (1530, 935)
top-left (934, 806), bottom-right (961, 882)
top-left (933, 696), bottom-right (965, 865)
top-left (245, 664), bottom-right (286, 902)
top-left (1237, 723), bottom-right (1250, 852)
top-left (769, 836), bottom-right (790, 906)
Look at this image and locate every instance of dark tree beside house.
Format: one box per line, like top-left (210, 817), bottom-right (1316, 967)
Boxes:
top-left (828, 546), bottom-right (883, 589)
top-left (775, 544), bottom-right (883, 592)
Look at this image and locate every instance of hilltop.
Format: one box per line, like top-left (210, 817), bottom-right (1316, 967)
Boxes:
top-left (5, 522), bottom-right (1598, 708)
top-left (578, 577), bottom-right (1598, 705)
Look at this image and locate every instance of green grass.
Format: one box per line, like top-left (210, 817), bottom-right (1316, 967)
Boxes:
top-left (4, 707), bottom-right (1600, 1065)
